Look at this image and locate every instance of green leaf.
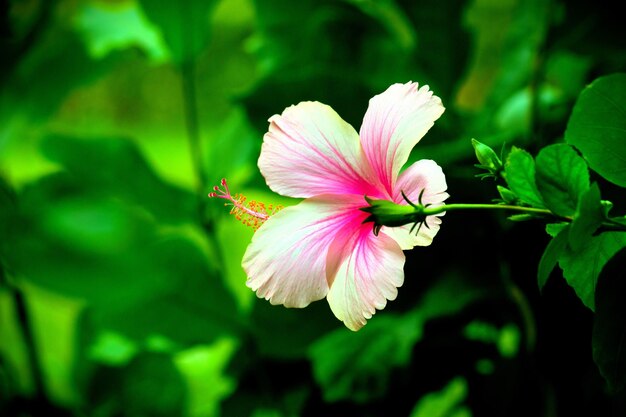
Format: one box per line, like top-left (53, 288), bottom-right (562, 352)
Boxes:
top-left (174, 342), bottom-right (237, 417)
top-left (409, 377), bottom-right (470, 417)
top-left (216, 218), bottom-right (255, 312)
top-left (250, 299), bottom-right (338, 360)
top-left (497, 185), bottom-right (517, 204)
top-left (309, 275), bottom-right (485, 403)
top-left (544, 51), bottom-right (593, 100)
top-left (243, 0), bottom-right (469, 129)
top-left (242, 70), bottom-right (372, 134)
top-left (88, 331), bottom-right (139, 366)
top-left (309, 312), bottom-right (422, 403)
top-left (87, 236), bottom-right (243, 347)
top-left (507, 214), bottom-right (536, 222)
top-left (538, 225), bottom-right (569, 290)
top-left (21, 284), bottom-right (85, 404)
top-left (342, 0), bottom-right (416, 51)
top-left (565, 73), bottom-right (626, 188)
top-left (0, 176), bottom-right (17, 263)
top-left (592, 248), bottom-right (626, 393)
top-left (7, 174), bottom-right (172, 306)
top-left (204, 110), bottom-right (258, 186)
top-left (545, 222), bottom-right (568, 237)
top-left (504, 147), bottom-right (545, 208)
top-left (459, 0), bottom-right (550, 130)
top-left (535, 143), bottom-right (589, 217)
top-left (568, 183), bottom-right (604, 251)
top-left (0, 31), bottom-right (120, 128)
top-left (0, 287), bottom-right (34, 392)
top-left (137, 0), bottom-right (218, 64)
top-left (463, 321), bottom-right (521, 359)
top-left (73, 1), bottom-right (168, 61)
top-left (560, 232), bottom-right (626, 311)
top-left (41, 135), bottom-right (196, 224)
top-left (84, 352), bottom-right (187, 417)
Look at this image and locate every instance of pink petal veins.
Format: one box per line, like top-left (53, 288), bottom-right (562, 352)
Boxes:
top-left (359, 82), bottom-right (445, 196)
top-left (243, 194), bottom-right (368, 308)
top-left (259, 101), bottom-right (380, 199)
top-left (238, 81), bottom-right (448, 331)
top-left (326, 226), bottom-right (405, 331)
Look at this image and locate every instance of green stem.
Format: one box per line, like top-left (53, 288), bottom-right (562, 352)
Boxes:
top-left (180, 60), bottom-right (205, 194)
top-left (365, 198), bottom-right (626, 233)
top-left (12, 286), bottom-right (46, 400)
top-left (422, 203), bottom-right (571, 220)
top-left (422, 204), bottom-right (626, 233)
top-left (1, 264), bottom-right (46, 400)
top-left (179, 61), bottom-right (227, 271)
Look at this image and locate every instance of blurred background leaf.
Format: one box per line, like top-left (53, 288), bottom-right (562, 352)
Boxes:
top-left (73, 0), bottom-right (168, 62)
top-left (592, 248), bottom-right (626, 394)
top-left (40, 134), bottom-right (197, 224)
top-left (1, 0), bottom-right (626, 416)
top-left (409, 376), bottom-right (470, 417)
top-left (137, 0), bottom-right (219, 65)
top-left (309, 274), bottom-right (487, 403)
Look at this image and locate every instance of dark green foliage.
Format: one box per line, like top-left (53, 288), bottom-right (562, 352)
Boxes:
top-left (84, 352), bottom-right (187, 417)
top-left (41, 134), bottom-right (196, 224)
top-left (250, 299), bottom-right (338, 360)
top-left (138, 0), bottom-right (219, 64)
top-left (592, 249), bottom-right (626, 394)
top-left (565, 73), bottom-right (626, 188)
top-left (85, 236), bottom-right (243, 347)
top-left (559, 232), bottom-right (626, 312)
top-left (6, 173), bottom-right (169, 305)
top-left (568, 183), bottom-right (605, 251)
top-left (504, 147), bottom-right (545, 208)
top-left (500, 138), bottom-right (625, 315)
top-left (309, 275), bottom-right (485, 403)
top-left (482, 76), bottom-right (626, 395)
top-left (1, 0), bottom-right (626, 416)
top-left (537, 225), bottom-right (569, 291)
top-left (0, 31), bottom-right (120, 124)
top-left (535, 144), bottom-right (590, 218)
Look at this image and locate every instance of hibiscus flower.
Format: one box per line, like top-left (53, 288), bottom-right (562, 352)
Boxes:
top-left (214, 82), bottom-right (448, 331)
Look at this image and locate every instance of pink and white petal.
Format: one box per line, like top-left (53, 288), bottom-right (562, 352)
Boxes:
top-left (359, 82), bottom-right (445, 195)
top-left (243, 194), bottom-right (367, 308)
top-left (394, 159), bottom-right (448, 206)
top-left (259, 102), bottom-right (377, 199)
top-left (326, 225), bottom-right (405, 331)
top-left (382, 218), bottom-right (442, 249)
top-left (386, 159), bottom-right (449, 249)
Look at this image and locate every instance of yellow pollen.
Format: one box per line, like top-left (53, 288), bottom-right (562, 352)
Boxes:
top-left (208, 179), bottom-right (283, 231)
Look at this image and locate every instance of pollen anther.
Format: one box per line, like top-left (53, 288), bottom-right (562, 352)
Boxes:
top-left (208, 178), bottom-right (283, 230)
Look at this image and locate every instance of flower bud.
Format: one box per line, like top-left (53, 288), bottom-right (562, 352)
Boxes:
top-left (471, 139), bottom-right (503, 178)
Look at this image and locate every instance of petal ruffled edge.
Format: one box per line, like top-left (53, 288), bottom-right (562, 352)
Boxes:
top-left (242, 194), bottom-right (366, 308)
top-left (326, 225), bottom-right (405, 331)
top-left (359, 82), bottom-right (445, 196)
top-left (385, 159), bottom-right (449, 249)
top-left (259, 101), bottom-right (377, 199)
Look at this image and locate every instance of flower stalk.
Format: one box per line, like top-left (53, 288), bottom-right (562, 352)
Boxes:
top-left (362, 196), bottom-right (572, 232)
top-left (362, 195), bottom-right (626, 235)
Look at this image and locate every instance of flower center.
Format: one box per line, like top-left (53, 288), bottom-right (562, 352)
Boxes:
top-left (208, 178), bottom-right (283, 230)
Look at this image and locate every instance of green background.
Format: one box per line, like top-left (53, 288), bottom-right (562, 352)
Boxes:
top-left (1, 0), bottom-right (625, 416)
